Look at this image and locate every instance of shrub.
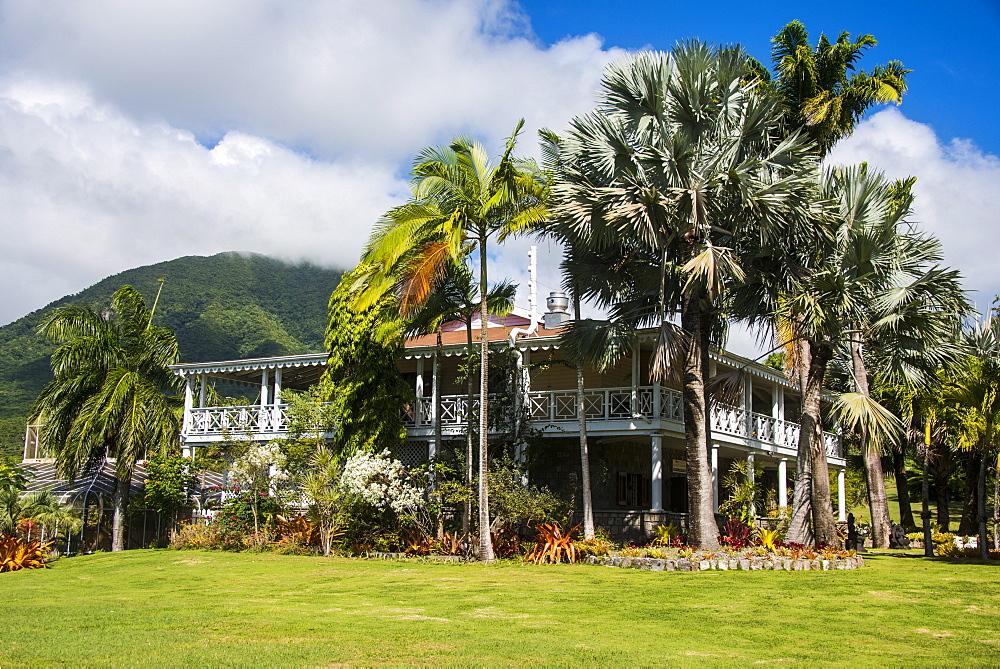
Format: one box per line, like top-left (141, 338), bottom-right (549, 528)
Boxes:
top-left (0, 536), bottom-right (52, 572)
top-left (525, 523), bottom-right (579, 564)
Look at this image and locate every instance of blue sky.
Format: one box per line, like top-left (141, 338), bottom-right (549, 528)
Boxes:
top-left (0, 0), bottom-right (996, 336)
top-left (521, 0), bottom-right (1000, 155)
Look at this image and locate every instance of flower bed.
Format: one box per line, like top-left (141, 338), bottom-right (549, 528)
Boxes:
top-left (584, 555), bottom-right (865, 571)
top-left (589, 549), bottom-right (863, 572)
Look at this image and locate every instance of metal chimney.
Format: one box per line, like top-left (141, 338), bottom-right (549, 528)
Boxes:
top-left (543, 291), bottom-right (572, 330)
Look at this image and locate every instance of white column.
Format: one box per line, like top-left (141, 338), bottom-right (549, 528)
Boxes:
top-left (198, 373), bottom-right (207, 408)
top-left (772, 382), bottom-right (784, 421)
top-left (711, 445), bottom-right (720, 512)
top-left (272, 368), bottom-right (283, 431)
top-left (778, 458), bottom-right (788, 511)
top-left (743, 375), bottom-right (754, 440)
top-left (837, 469), bottom-right (847, 522)
top-left (182, 375), bottom-right (194, 433)
top-left (651, 434), bottom-right (663, 511)
top-left (259, 369), bottom-right (269, 432)
top-left (747, 451), bottom-right (755, 485)
top-left (631, 340), bottom-right (640, 416)
top-left (430, 351), bottom-right (439, 424)
top-left (415, 358), bottom-right (424, 426)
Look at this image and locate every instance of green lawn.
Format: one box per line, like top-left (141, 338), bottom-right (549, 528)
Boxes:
top-left (1, 550), bottom-right (998, 666)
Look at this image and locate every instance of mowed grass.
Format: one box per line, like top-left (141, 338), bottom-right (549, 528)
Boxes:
top-left (1, 550), bottom-right (998, 666)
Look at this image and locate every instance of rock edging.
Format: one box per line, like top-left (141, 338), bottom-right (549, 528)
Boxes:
top-left (586, 554), bottom-right (864, 571)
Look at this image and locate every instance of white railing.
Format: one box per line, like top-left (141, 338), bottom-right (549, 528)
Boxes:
top-left (186, 404), bottom-right (289, 436)
top-left (183, 387), bottom-right (842, 458)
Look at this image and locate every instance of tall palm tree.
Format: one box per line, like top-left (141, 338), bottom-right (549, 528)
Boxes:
top-left (751, 20), bottom-right (910, 156)
top-left (30, 285), bottom-right (181, 551)
top-left (739, 21), bottom-right (911, 545)
top-left (403, 264), bottom-right (516, 536)
top-left (544, 43), bottom-right (819, 548)
top-left (354, 123), bottom-right (547, 561)
top-left (760, 165), bottom-right (966, 546)
top-left (944, 317), bottom-right (1000, 559)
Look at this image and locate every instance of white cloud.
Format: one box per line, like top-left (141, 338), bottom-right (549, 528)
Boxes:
top-left (827, 107), bottom-right (1000, 311)
top-left (0, 0), bottom-right (619, 162)
top-left (0, 78), bottom-right (405, 323)
top-left (0, 0), bottom-right (622, 325)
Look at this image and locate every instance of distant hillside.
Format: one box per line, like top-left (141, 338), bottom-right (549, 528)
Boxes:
top-left (0, 252), bottom-right (342, 463)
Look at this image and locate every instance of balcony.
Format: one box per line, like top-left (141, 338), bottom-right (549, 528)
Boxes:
top-left (401, 385), bottom-right (841, 459)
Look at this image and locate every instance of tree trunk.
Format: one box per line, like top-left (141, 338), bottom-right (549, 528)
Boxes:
top-left (786, 339), bottom-right (814, 546)
top-left (434, 328), bottom-right (444, 540)
top-left (111, 469), bottom-right (130, 552)
top-left (932, 441), bottom-right (951, 531)
top-left (680, 295), bottom-right (718, 550)
top-left (892, 450), bottom-right (916, 528)
top-left (463, 322), bottom-right (475, 538)
top-left (477, 239), bottom-right (494, 562)
top-left (922, 432), bottom-right (934, 557)
top-left (959, 451), bottom-right (981, 536)
top-left (852, 340), bottom-right (891, 548)
top-left (573, 291), bottom-right (594, 540)
top-left (977, 444), bottom-right (989, 560)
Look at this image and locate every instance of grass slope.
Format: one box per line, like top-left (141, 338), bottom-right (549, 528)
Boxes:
top-left (1, 550), bottom-right (998, 666)
top-left (0, 252), bottom-right (341, 462)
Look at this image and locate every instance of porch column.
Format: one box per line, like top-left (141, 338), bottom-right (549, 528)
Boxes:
top-left (711, 445), bottom-right (720, 512)
top-left (430, 351), bottom-right (439, 424)
top-left (778, 458), bottom-right (788, 512)
top-left (182, 375), bottom-right (194, 433)
top-left (259, 369), bottom-right (269, 432)
top-left (631, 340), bottom-right (640, 416)
top-left (415, 357), bottom-right (424, 426)
top-left (651, 434), bottom-right (663, 511)
top-left (743, 375), bottom-right (754, 442)
top-left (747, 451), bottom-right (755, 484)
top-left (837, 469), bottom-right (847, 522)
top-left (772, 382), bottom-right (784, 421)
top-left (198, 373), bottom-right (207, 408)
top-left (273, 368), bottom-right (283, 431)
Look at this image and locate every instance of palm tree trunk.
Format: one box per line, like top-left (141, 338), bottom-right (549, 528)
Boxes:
top-left (477, 238), bottom-right (495, 562)
top-left (978, 440), bottom-right (989, 560)
top-left (573, 291), bottom-right (594, 540)
top-left (892, 450), bottom-right (916, 528)
top-left (434, 327), bottom-right (444, 540)
top-left (933, 442), bottom-right (951, 532)
top-left (463, 321), bottom-right (475, 537)
top-left (806, 341), bottom-right (836, 546)
top-left (680, 295), bottom-right (718, 549)
top-left (110, 469), bottom-right (130, 552)
top-left (786, 339), bottom-right (814, 546)
top-left (852, 340), bottom-right (891, 548)
top-left (959, 451), bottom-right (980, 536)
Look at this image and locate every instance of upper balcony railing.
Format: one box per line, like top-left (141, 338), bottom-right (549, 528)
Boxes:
top-left (401, 385), bottom-right (840, 458)
top-left (181, 385), bottom-right (841, 459)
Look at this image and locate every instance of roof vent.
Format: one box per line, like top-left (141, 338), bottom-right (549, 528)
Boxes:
top-left (543, 291), bottom-right (572, 330)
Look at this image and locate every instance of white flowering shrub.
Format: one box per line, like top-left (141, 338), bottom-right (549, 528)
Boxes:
top-left (231, 442), bottom-right (288, 491)
top-left (340, 449), bottom-right (424, 514)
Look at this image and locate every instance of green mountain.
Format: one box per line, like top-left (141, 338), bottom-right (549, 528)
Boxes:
top-left (0, 252), bottom-right (342, 463)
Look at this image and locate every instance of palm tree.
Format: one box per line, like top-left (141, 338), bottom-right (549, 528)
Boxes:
top-left (544, 43), bottom-right (818, 548)
top-left (751, 20), bottom-right (910, 156)
top-left (30, 285), bottom-right (181, 551)
top-left (943, 317), bottom-right (1000, 559)
top-left (760, 165), bottom-right (967, 546)
top-left (739, 21), bottom-right (911, 545)
top-left (403, 264), bottom-right (516, 537)
top-left (353, 124), bottom-right (547, 561)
